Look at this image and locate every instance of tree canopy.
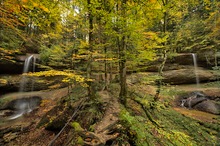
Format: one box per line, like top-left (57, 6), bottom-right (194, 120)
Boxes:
top-left (1, 0), bottom-right (220, 102)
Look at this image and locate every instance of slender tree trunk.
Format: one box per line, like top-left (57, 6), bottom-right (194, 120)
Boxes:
top-left (154, 49), bottom-right (167, 101)
top-left (108, 58), bottom-right (113, 83)
top-left (87, 0), bottom-right (94, 97)
top-left (104, 47), bottom-right (108, 90)
top-left (119, 36), bottom-right (127, 105)
top-left (154, 0), bottom-right (168, 101)
top-left (119, 0), bottom-right (127, 105)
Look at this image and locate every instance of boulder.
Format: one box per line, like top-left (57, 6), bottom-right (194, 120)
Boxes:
top-left (182, 96), bottom-right (207, 108)
top-left (194, 100), bottom-right (220, 115)
top-left (180, 91), bottom-right (220, 115)
top-left (162, 67), bottom-right (217, 85)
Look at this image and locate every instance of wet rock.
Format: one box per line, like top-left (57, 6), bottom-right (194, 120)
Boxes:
top-left (0, 96), bottom-right (42, 120)
top-left (180, 91), bottom-right (220, 115)
top-left (190, 91), bottom-right (206, 98)
top-left (182, 96), bottom-right (207, 108)
top-left (1, 96), bottom-right (42, 111)
top-left (0, 76), bottom-right (21, 94)
top-left (194, 100), bottom-right (220, 115)
top-left (0, 53), bottom-right (41, 74)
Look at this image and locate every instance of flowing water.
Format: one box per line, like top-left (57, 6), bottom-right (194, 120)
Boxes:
top-left (192, 53), bottom-right (200, 88)
top-left (19, 55), bottom-right (36, 92)
top-left (181, 54), bottom-right (200, 108)
top-left (9, 55), bottom-right (36, 120)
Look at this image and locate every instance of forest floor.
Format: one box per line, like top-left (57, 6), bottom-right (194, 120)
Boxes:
top-left (1, 87), bottom-right (122, 146)
top-left (1, 81), bottom-right (220, 145)
top-left (0, 87), bottom-right (68, 146)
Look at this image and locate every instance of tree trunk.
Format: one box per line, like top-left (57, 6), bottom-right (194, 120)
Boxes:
top-left (104, 47), bottom-right (108, 90)
top-left (119, 0), bottom-right (127, 105)
top-left (154, 0), bottom-right (168, 101)
top-left (108, 59), bottom-right (113, 83)
top-left (154, 49), bottom-right (167, 101)
top-left (119, 48), bottom-right (127, 105)
top-left (87, 0), bottom-right (94, 98)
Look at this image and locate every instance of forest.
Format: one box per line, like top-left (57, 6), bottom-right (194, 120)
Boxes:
top-left (0, 0), bottom-right (220, 145)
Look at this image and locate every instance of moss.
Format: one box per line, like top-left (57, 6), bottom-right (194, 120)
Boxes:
top-left (155, 108), bottom-right (219, 145)
top-left (120, 85), bottom-right (220, 146)
top-left (89, 124), bottom-right (95, 132)
top-left (119, 108), bottom-right (159, 146)
top-left (77, 102), bottom-right (104, 129)
top-left (76, 136), bottom-right (84, 145)
top-left (71, 122), bottom-right (84, 132)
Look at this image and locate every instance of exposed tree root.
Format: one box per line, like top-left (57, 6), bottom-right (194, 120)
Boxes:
top-left (130, 92), bottom-right (160, 127)
top-left (79, 91), bottom-right (121, 145)
top-left (77, 126), bottom-right (120, 145)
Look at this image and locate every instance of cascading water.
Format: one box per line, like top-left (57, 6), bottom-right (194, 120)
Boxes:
top-left (9, 55), bottom-right (36, 120)
top-left (192, 53), bottom-right (200, 88)
top-left (19, 55), bottom-right (36, 92)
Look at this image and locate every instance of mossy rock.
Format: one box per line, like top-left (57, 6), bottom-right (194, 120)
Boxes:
top-left (70, 122), bottom-right (84, 132)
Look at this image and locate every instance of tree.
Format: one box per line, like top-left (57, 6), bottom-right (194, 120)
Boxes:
top-left (153, 0), bottom-right (190, 100)
top-left (0, 0), bottom-right (26, 50)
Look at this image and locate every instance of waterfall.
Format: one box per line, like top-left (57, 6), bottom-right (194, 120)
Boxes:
top-left (19, 55), bottom-right (36, 92)
top-left (192, 53), bottom-right (200, 88)
top-left (9, 55), bottom-right (36, 120)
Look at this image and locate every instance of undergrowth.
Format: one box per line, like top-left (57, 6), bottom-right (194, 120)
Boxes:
top-left (67, 81), bottom-right (220, 146)
top-left (118, 85), bottom-right (220, 146)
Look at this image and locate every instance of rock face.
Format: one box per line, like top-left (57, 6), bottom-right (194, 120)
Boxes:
top-left (0, 75), bottom-right (68, 95)
top-left (146, 53), bottom-right (214, 72)
top-left (180, 91), bottom-right (220, 115)
top-left (0, 54), bottom-right (41, 74)
top-left (162, 67), bottom-right (217, 85)
top-left (0, 62), bottom-right (24, 74)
